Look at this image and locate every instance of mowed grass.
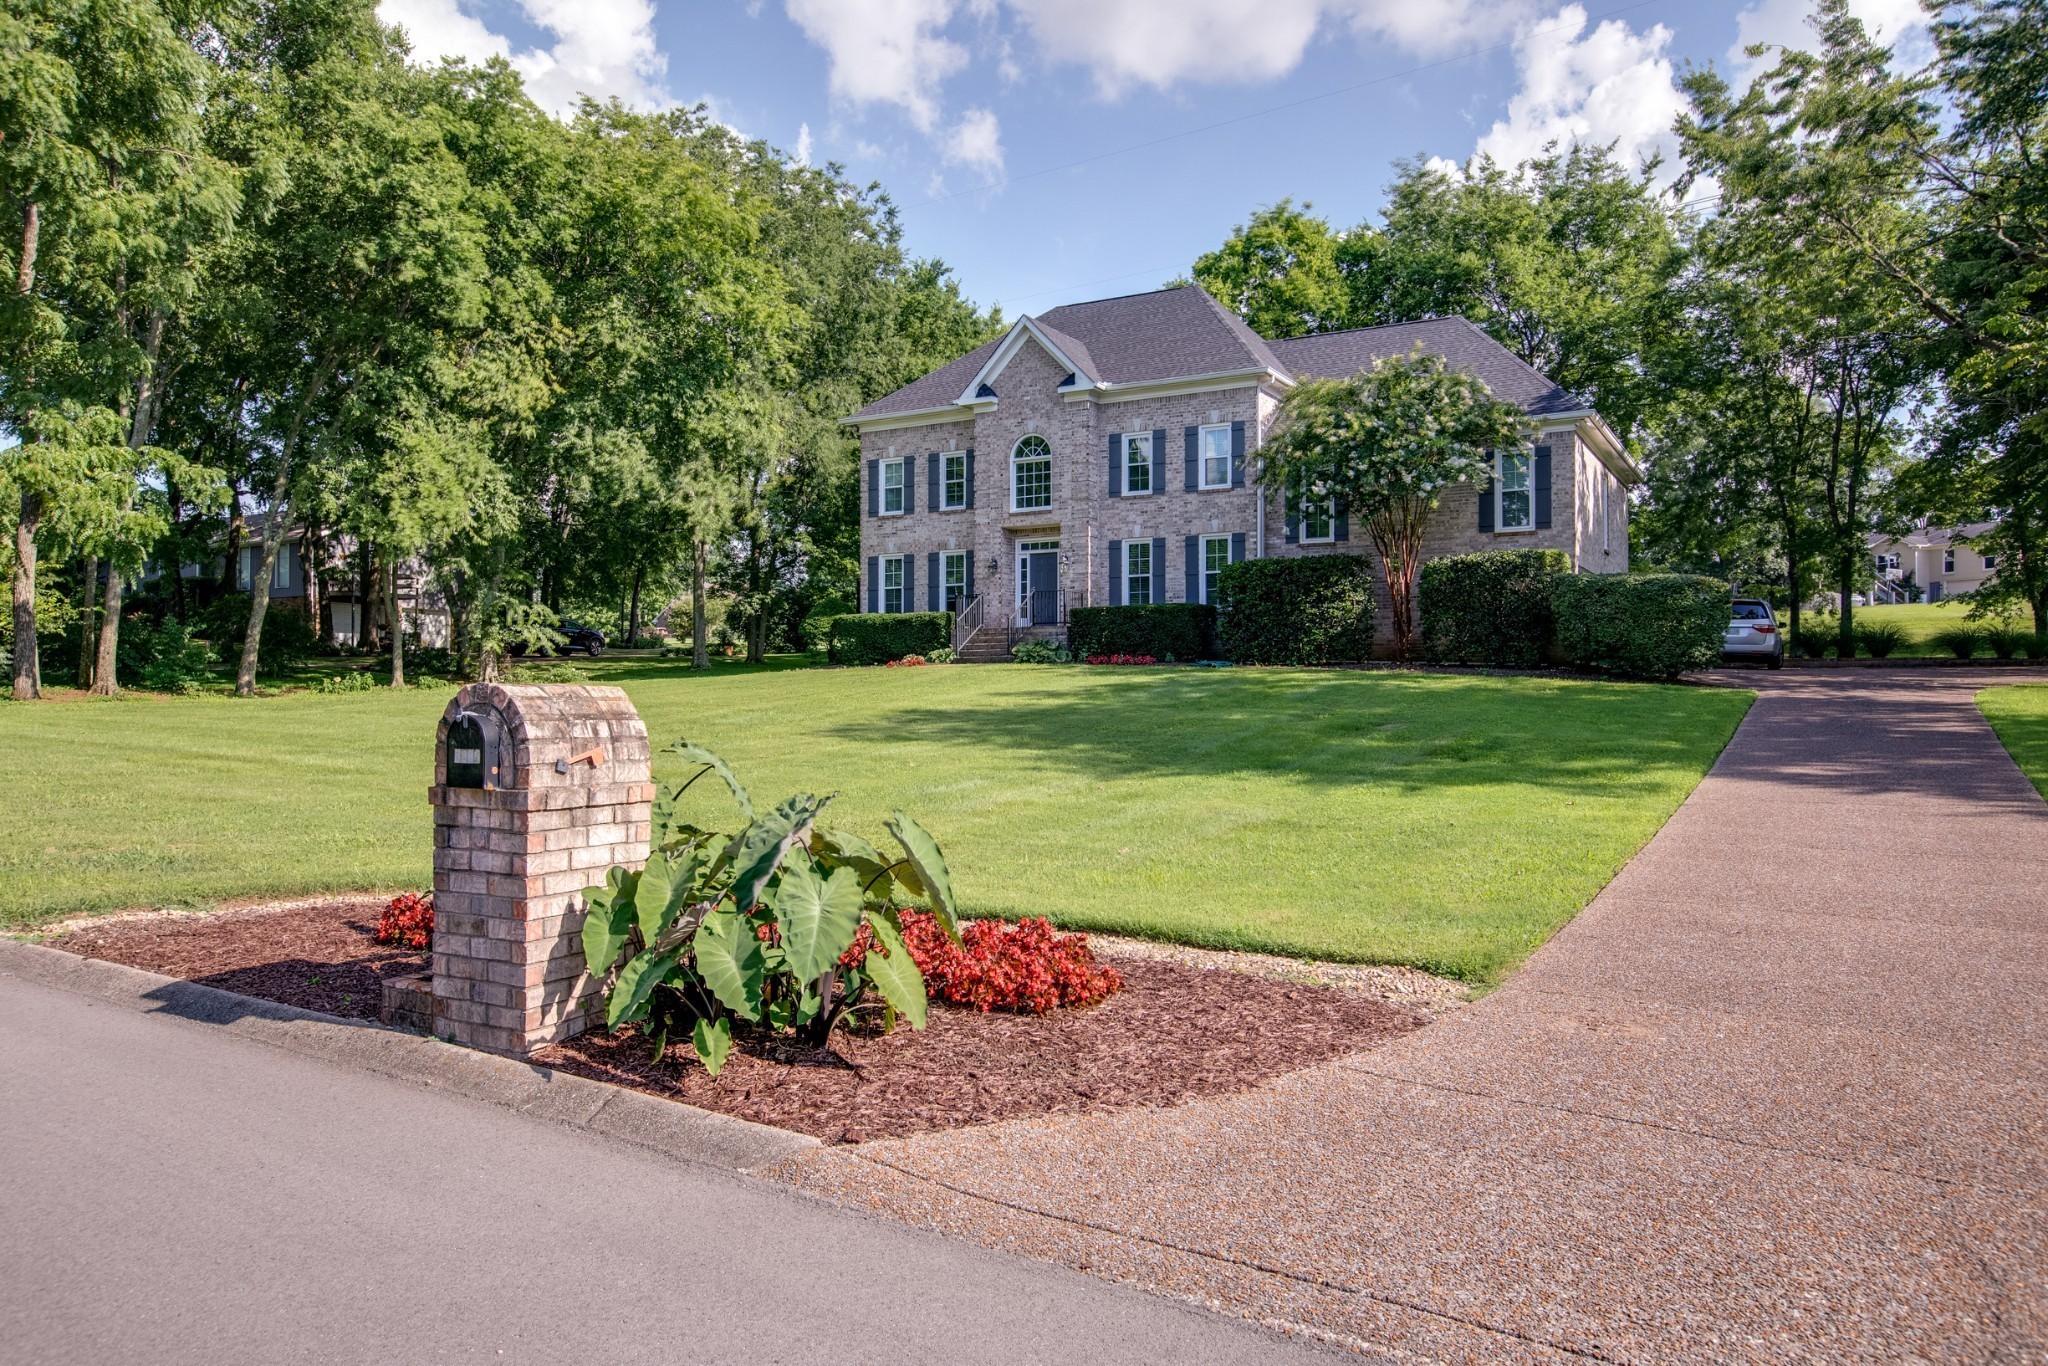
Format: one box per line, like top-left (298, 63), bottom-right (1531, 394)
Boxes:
top-left (1980, 685), bottom-right (2048, 799)
top-left (1850, 601), bottom-right (2002, 655)
top-left (0, 662), bottom-right (1752, 983)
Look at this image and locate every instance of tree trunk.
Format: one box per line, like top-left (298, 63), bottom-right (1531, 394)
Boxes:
top-left (76, 555), bottom-right (99, 688)
top-left (626, 565), bottom-right (643, 647)
top-left (16, 201), bottom-right (37, 296)
top-left (221, 498), bottom-right (245, 595)
top-left (691, 538), bottom-right (710, 670)
top-left (237, 533), bottom-right (287, 695)
top-left (11, 490), bottom-right (42, 700)
top-left (745, 534), bottom-right (767, 665)
top-left (89, 564), bottom-right (122, 696)
top-left (1836, 553), bottom-right (1857, 659)
top-left (363, 543), bottom-right (384, 651)
top-left (387, 557), bottom-right (405, 687)
top-left (1367, 502), bottom-right (1426, 662)
top-left (304, 524), bottom-right (325, 648)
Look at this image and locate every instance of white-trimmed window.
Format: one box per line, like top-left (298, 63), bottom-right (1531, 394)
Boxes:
top-left (943, 550), bottom-right (967, 612)
top-left (236, 546), bottom-right (254, 590)
top-left (1200, 534), bottom-right (1230, 604)
top-left (1198, 424), bottom-right (1232, 490)
top-left (1125, 540), bottom-right (1154, 606)
top-left (1012, 435), bottom-right (1053, 511)
top-left (880, 458), bottom-right (906, 515)
top-left (881, 555), bottom-right (905, 613)
top-left (1984, 553), bottom-right (1999, 570)
top-left (941, 451), bottom-right (968, 510)
top-left (1944, 549), bottom-right (1957, 573)
top-left (1496, 451), bottom-right (1534, 532)
top-left (272, 547), bottom-right (292, 590)
top-left (1124, 433), bottom-right (1152, 495)
top-left (1598, 468), bottom-right (1611, 552)
top-left (1301, 499), bottom-right (1335, 544)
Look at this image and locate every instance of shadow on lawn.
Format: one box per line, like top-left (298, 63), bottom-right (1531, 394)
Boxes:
top-left (819, 668), bottom-right (1748, 800)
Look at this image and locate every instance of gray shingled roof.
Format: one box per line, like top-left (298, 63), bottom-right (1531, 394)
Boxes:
top-left (850, 285), bottom-right (1586, 421)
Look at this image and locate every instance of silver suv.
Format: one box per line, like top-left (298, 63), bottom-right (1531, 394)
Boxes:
top-left (1724, 598), bottom-right (1784, 668)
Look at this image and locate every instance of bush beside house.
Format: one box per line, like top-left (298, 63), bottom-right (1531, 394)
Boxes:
top-left (1419, 549), bottom-right (1572, 666)
top-left (1550, 574), bottom-right (1727, 680)
top-left (1214, 555), bottom-right (1375, 665)
top-left (830, 612), bottom-right (953, 666)
top-left (1068, 604), bottom-right (1217, 661)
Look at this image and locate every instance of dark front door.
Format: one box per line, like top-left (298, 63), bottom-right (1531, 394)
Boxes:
top-left (1027, 551), bottom-right (1058, 625)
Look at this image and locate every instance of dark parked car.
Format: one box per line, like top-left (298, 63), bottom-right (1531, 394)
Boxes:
top-left (510, 619), bottom-right (605, 658)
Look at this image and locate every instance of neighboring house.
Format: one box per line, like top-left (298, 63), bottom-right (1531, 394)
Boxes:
top-left (1869, 521), bottom-right (2002, 603)
top-left (147, 530), bottom-right (450, 647)
top-left (846, 285), bottom-right (1638, 656)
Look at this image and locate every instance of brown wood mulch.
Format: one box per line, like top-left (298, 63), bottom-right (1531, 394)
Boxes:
top-left (42, 900), bottom-right (1428, 1143)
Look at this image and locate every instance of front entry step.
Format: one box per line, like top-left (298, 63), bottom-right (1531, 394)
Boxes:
top-left (956, 625), bottom-right (1064, 662)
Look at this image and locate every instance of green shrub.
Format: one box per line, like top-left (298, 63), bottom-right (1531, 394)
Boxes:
top-left (829, 612), bottom-right (952, 666)
top-left (798, 613), bottom-right (844, 654)
top-left (1213, 555), bottom-right (1375, 665)
top-left (1010, 639), bottom-right (1071, 664)
top-left (505, 659), bottom-right (584, 683)
top-left (1793, 629), bottom-right (1828, 659)
top-left (1418, 549), bottom-right (1572, 666)
top-left (2024, 633), bottom-right (2048, 662)
top-left (132, 617), bottom-right (214, 693)
top-left (195, 595), bottom-right (320, 674)
top-left (1984, 625), bottom-right (2030, 660)
top-left (309, 670), bottom-right (378, 694)
top-left (927, 646), bottom-right (957, 664)
top-left (1549, 574), bottom-right (1727, 680)
top-left (1855, 620), bottom-right (1908, 659)
top-left (1931, 626), bottom-right (1982, 659)
top-left (1067, 604), bottom-right (1216, 662)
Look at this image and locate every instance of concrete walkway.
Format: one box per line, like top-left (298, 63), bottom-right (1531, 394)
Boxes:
top-left (775, 671), bottom-right (2048, 1362)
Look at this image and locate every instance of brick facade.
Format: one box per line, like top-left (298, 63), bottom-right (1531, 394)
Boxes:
top-left (858, 334), bottom-right (1632, 654)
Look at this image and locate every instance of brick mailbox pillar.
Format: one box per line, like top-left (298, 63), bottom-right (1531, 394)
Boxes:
top-left (426, 683), bottom-right (653, 1056)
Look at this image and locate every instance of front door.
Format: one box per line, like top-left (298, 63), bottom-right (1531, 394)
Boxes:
top-left (1016, 541), bottom-right (1059, 626)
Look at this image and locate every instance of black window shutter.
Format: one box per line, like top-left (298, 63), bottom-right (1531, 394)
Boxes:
top-left (1478, 467), bottom-right (1495, 532)
top-left (1534, 445), bottom-right (1553, 528)
top-left (965, 553), bottom-right (975, 602)
top-left (929, 454), bottom-right (941, 511)
top-left (1284, 492), bottom-right (1299, 544)
top-left (964, 449), bottom-right (975, 509)
top-left (927, 552), bottom-right (940, 611)
top-left (1108, 540), bottom-right (1123, 606)
top-left (1107, 432), bottom-right (1122, 497)
top-left (1335, 499), bottom-right (1349, 542)
top-left (902, 554), bottom-right (915, 613)
top-left (1151, 428), bottom-right (1166, 492)
top-left (866, 555), bottom-right (879, 613)
top-left (1183, 427), bottom-right (1198, 491)
top-left (867, 460), bottom-right (879, 518)
top-left (1184, 535), bottom-right (1198, 603)
top-left (1230, 421), bottom-right (1246, 488)
top-left (902, 458), bottom-right (915, 514)
top-left (1230, 532), bottom-right (1246, 563)
top-left (1150, 537), bottom-right (1166, 600)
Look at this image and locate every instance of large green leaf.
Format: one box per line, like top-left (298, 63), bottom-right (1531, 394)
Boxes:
top-left (728, 792), bottom-right (830, 911)
top-left (633, 848), bottom-right (703, 946)
top-left (812, 827), bottom-right (893, 891)
top-left (886, 811), bottom-right (959, 942)
top-left (774, 853), bottom-right (863, 982)
top-left (579, 866), bottom-right (640, 977)
top-left (664, 740), bottom-right (754, 820)
top-left (607, 946), bottom-right (681, 1029)
top-left (692, 907), bottom-right (768, 1021)
top-left (692, 1016), bottom-right (733, 1077)
top-left (861, 910), bottom-right (927, 1030)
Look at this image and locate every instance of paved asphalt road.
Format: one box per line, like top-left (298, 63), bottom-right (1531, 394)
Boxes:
top-left (0, 972), bottom-right (1336, 1365)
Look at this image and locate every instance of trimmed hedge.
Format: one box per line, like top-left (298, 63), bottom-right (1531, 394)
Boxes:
top-left (829, 612), bottom-right (953, 666)
top-left (1549, 574), bottom-right (1727, 680)
top-left (1419, 549), bottom-right (1572, 666)
top-left (1213, 555), bottom-right (1375, 665)
top-left (1068, 604), bottom-right (1217, 661)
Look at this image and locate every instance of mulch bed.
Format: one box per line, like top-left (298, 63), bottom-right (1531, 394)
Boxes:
top-left (44, 900), bottom-right (1427, 1143)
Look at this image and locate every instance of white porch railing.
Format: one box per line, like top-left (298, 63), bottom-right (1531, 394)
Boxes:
top-left (953, 593), bottom-right (984, 654)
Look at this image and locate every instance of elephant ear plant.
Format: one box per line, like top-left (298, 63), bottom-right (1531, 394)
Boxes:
top-left (579, 740), bottom-right (961, 1077)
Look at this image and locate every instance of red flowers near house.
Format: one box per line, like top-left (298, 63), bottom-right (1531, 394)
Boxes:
top-left (1084, 653), bottom-right (1157, 666)
top-left (899, 910), bottom-right (1123, 1014)
top-left (375, 892), bottom-right (434, 952)
top-left (885, 654), bottom-right (930, 667)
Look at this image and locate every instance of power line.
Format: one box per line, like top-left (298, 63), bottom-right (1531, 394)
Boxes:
top-left (901, 0), bottom-right (1674, 212)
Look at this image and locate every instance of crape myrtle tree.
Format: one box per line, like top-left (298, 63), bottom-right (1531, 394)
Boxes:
top-left (1258, 348), bottom-right (1533, 659)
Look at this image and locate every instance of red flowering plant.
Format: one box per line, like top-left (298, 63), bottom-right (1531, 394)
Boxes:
top-left (375, 892), bottom-right (434, 951)
top-left (580, 741), bottom-right (961, 1076)
top-left (1083, 654), bottom-right (1158, 666)
top-left (898, 911), bottom-right (1121, 1013)
top-left (885, 654), bottom-right (929, 667)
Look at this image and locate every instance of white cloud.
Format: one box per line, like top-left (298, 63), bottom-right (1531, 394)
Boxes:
top-left (941, 107), bottom-right (1004, 173)
top-left (783, 0), bottom-right (966, 132)
top-left (377, 0), bottom-right (667, 115)
top-left (1472, 5), bottom-right (1687, 177)
top-left (1730, 0), bottom-right (1932, 82)
top-left (794, 122), bottom-right (814, 166)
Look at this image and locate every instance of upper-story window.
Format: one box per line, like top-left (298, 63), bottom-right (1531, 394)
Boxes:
top-left (1984, 553), bottom-right (1999, 570)
top-left (1198, 424), bottom-right (1232, 490)
top-left (1944, 549), bottom-right (1957, 573)
top-left (1301, 499), bottom-right (1336, 544)
top-left (941, 451), bottom-right (968, 510)
top-left (1012, 435), bottom-right (1053, 511)
top-left (1124, 433), bottom-right (1152, 495)
top-left (1124, 540), bottom-right (1154, 605)
top-left (1496, 451), bottom-right (1534, 532)
top-left (880, 457), bottom-right (906, 515)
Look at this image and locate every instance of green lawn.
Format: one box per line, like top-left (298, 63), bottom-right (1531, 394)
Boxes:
top-left (1842, 601), bottom-right (2000, 655)
top-left (1980, 685), bottom-right (2048, 799)
top-left (0, 661), bottom-right (1752, 983)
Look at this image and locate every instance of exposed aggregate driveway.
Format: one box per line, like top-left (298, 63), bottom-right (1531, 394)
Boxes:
top-left (772, 669), bottom-right (2048, 1363)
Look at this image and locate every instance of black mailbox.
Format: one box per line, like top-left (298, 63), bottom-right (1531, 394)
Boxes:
top-left (445, 711), bottom-right (502, 788)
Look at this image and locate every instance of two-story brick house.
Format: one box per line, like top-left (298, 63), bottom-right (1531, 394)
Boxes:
top-left (847, 285), bottom-right (1636, 657)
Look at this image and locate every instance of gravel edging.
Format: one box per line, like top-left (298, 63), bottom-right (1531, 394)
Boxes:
top-left (1084, 934), bottom-right (1470, 1016)
top-left (0, 937), bottom-right (817, 1173)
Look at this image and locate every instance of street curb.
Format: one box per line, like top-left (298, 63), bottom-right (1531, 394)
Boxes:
top-left (0, 938), bottom-right (819, 1173)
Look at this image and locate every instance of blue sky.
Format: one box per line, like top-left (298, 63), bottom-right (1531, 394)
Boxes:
top-left (379, 0), bottom-right (1932, 319)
